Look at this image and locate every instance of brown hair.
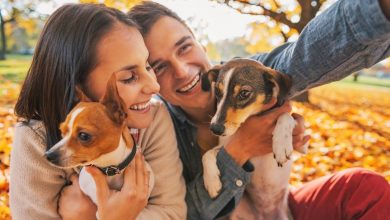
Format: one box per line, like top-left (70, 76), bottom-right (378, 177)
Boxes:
top-left (15, 3), bottom-right (139, 150)
top-left (128, 1), bottom-right (193, 36)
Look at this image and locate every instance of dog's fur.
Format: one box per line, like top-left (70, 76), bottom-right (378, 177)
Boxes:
top-left (201, 58), bottom-right (308, 219)
top-left (45, 74), bottom-right (154, 205)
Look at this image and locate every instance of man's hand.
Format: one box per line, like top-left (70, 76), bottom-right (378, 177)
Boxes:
top-left (225, 102), bottom-right (310, 166)
top-left (58, 174), bottom-right (97, 220)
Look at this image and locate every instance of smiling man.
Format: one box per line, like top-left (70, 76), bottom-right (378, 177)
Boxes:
top-left (127, 0), bottom-right (390, 219)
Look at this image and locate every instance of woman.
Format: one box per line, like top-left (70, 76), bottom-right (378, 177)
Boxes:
top-left (10, 4), bottom-right (186, 220)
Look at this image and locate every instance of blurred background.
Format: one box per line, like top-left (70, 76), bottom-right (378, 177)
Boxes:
top-left (1, 0), bottom-right (390, 218)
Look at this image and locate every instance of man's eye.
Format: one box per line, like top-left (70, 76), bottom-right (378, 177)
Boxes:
top-left (178, 44), bottom-right (192, 55)
top-left (154, 64), bottom-right (167, 76)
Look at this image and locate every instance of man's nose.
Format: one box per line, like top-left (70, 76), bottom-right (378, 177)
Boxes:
top-left (172, 60), bottom-right (189, 79)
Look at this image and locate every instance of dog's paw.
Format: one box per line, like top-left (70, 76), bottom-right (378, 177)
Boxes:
top-left (272, 113), bottom-right (295, 167)
top-left (204, 167), bottom-right (222, 199)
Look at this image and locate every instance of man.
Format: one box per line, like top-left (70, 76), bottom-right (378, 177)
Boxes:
top-left (128, 0), bottom-right (390, 219)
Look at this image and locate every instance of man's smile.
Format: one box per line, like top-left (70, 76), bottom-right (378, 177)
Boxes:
top-left (177, 72), bottom-right (201, 94)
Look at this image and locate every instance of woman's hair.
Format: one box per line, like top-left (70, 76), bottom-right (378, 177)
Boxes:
top-left (128, 1), bottom-right (193, 36)
top-left (14, 3), bottom-right (138, 150)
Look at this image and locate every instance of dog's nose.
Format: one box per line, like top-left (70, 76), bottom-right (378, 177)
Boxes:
top-left (45, 150), bottom-right (61, 165)
top-left (210, 123), bottom-right (225, 136)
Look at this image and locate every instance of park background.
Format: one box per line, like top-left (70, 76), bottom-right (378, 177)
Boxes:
top-left (1, 0), bottom-right (390, 219)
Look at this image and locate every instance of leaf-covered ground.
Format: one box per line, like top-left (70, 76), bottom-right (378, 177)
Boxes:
top-left (0, 82), bottom-right (389, 218)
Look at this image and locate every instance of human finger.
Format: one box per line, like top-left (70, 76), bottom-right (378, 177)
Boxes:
top-left (122, 150), bottom-right (137, 192)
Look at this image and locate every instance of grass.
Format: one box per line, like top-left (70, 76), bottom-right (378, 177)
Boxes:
top-left (340, 75), bottom-right (390, 88)
top-left (0, 54), bottom-right (32, 83)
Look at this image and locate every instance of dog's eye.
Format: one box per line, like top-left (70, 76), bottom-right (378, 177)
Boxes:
top-left (238, 90), bottom-right (251, 101)
top-left (78, 132), bottom-right (91, 143)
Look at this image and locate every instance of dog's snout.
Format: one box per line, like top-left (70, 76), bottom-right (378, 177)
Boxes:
top-left (210, 123), bottom-right (225, 136)
top-left (45, 150), bottom-right (61, 165)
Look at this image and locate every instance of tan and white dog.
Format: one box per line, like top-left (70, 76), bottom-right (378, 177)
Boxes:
top-left (45, 74), bottom-right (154, 205)
top-left (201, 58), bottom-right (308, 220)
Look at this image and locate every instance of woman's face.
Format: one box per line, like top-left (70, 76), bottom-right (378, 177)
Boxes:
top-left (85, 23), bottom-right (160, 129)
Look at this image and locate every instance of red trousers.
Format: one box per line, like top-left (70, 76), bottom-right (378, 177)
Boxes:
top-left (289, 168), bottom-right (390, 220)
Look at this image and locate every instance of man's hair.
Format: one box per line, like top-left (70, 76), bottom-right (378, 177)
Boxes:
top-left (128, 1), bottom-right (193, 36)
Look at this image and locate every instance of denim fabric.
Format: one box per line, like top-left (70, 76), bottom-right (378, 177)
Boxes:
top-left (164, 0), bottom-right (390, 219)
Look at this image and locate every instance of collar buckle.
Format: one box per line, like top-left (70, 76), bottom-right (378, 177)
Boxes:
top-left (104, 166), bottom-right (121, 176)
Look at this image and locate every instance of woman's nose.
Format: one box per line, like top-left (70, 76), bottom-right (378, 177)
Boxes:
top-left (142, 71), bottom-right (160, 94)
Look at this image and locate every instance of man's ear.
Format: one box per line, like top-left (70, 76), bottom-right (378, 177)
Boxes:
top-left (201, 65), bottom-right (221, 91)
top-left (263, 69), bottom-right (292, 105)
top-left (75, 86), bottom-right (91, 102)
top-left (100, 74), bottom-right (127, 125)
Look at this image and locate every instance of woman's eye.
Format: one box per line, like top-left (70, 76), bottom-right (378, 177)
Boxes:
top-left (122, 73), bottom-right (138, 84)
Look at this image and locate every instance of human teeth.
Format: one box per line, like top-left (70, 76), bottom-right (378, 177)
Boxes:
top-left (130, 101), bottom-right (150, 110)
top-left (178, 74), bottom-right (200, 93)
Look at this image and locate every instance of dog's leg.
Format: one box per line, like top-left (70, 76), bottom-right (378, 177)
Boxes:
top-left (79, 168), bottom-right (98, 204)
top-left (243, 155), bottom-right (292, 220)
top-left (202, 145), bottom-right (223, 198)
top-left (273, 113), bottom-right (296, 167)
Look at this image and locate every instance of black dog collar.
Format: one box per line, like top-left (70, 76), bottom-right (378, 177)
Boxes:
top-left (97, 136), bottom-right (138, 176)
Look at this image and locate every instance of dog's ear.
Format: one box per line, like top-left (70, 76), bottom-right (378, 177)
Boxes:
top-left (201, 65), bottom-right (222, 91)
top-left (75, 86), bottom-right (91, 102)
top-left (101, 74), bottom-right (128, 125)
top-left (263, 69), bottom-right (292, 105)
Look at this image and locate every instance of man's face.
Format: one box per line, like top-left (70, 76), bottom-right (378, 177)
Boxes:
top-left (144, 16), bottom-right (213, 111)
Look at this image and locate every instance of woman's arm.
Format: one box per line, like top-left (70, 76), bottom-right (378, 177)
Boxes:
top-left (137, 102), bottom-right (187, 220)
top-left (10, 122), bottom-right (70, 220)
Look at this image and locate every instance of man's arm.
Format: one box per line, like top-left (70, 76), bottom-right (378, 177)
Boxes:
top-left (251, 0), bottom-right (390, 97)
top-left (185, 148), bottom-right (253, 220)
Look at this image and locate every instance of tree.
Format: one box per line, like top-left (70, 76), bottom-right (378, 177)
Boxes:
top-left (0, 8), bottom-right (15, 60)
top-left (1, 0), bottom-right (49, 59)
top-left (215, 0), bottom-right (333, 102)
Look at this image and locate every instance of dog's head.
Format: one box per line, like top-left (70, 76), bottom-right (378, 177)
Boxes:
top-left (45, 74), bottom-right (133, 168)
top-left (202, 58), bottom-right (291, 136)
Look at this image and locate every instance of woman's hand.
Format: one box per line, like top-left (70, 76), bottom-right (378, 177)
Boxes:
top-left (58, 174), bottom-right (97, 220)
top-left (225, 101), bottom-right (310, 165)
top-left (85, 148), bottom-right (150, 220)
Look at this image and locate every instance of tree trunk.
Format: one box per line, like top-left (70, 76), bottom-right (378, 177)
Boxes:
top-left (0, 10), bottom-right (6, 60)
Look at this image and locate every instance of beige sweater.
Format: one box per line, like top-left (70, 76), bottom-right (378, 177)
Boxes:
top-left (10, 100), bottom-right (186, 220)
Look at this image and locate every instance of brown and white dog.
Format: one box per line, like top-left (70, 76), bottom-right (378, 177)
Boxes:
top-left (201, 58), bottom-right (308, 220)
top-left (45, 74), bottom-right (154, 205)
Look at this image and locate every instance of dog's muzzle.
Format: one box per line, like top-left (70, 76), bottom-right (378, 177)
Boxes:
top-left (210, 123), bottom-right (225, 136)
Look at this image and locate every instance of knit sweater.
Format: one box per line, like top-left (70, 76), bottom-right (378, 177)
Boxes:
top-left (10, 100), bottom-right (186, 220)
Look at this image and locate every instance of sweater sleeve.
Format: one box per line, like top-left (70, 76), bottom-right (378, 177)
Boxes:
top-left (136, 102), bottom-right (187, 220)
top-left (10, 122), bottom-right (69, 220)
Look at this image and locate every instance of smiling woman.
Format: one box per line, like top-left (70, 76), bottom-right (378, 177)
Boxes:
top-left (10, 3), bottom-right (186, 220)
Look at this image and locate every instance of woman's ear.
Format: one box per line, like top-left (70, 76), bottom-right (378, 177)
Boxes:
top-left (201, 65), bottom-right (222, 91)
top-left (100, 74), bottom-right (127, 125)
